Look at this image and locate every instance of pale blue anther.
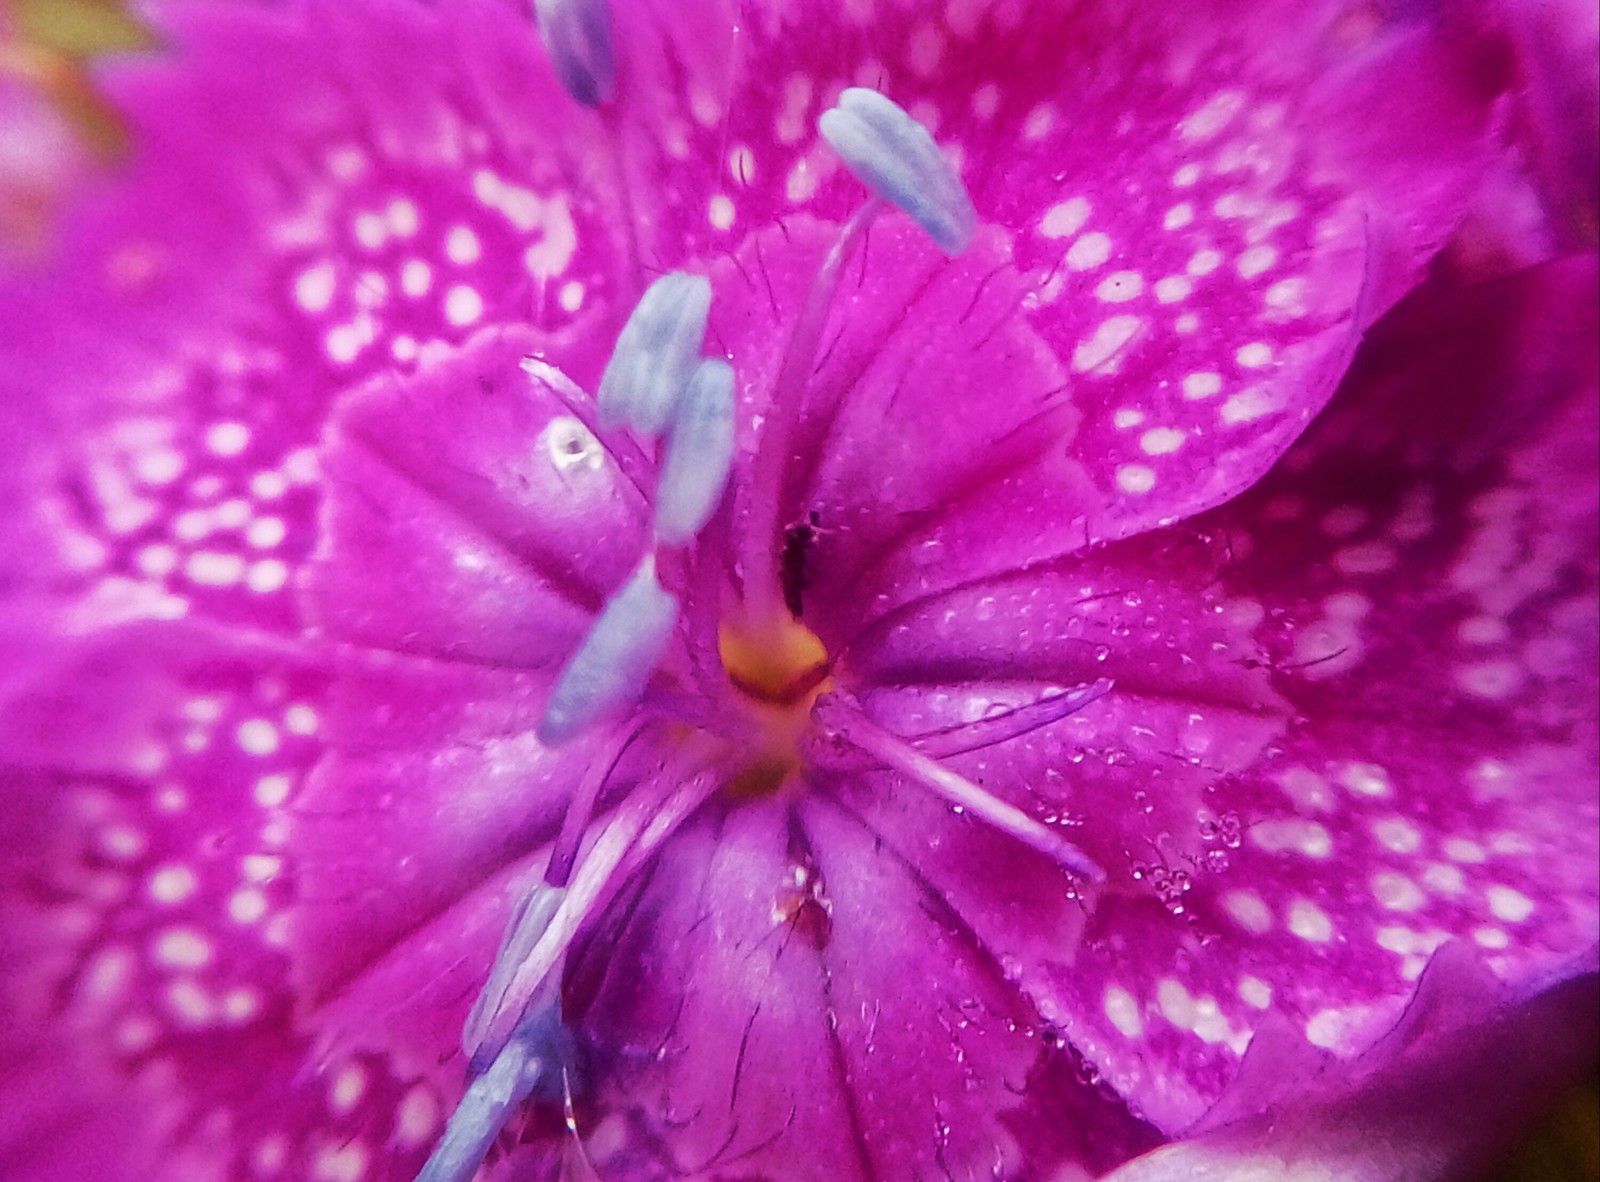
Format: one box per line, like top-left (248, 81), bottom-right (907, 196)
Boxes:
top-left (654, 358), bottom-right (736, 546)
top-left (818, 88), bottom-right (977, 256)
top-left (538, 556), bottom-right (679, 746)
top-left (533, 0), bottom-right (615, 108)
top-left (417, 1004), bottom-right (571, 1182)
top-left (597, 272), bottom-right (713, 437)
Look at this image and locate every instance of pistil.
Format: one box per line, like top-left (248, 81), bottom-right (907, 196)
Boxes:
top-left (811, 693), bottom-right (1106, 883)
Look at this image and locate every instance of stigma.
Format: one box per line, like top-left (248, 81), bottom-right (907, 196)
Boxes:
top-left (717, 613), bottom-right (829, 704)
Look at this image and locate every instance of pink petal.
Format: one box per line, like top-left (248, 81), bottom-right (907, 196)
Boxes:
top-left (643, 1), bottom-right (1507, 540)
top-left (569, 794), bottom-right (1046, 1180)
top-left (289, 652), bottom-right (583, 1005)
top-left (3, 0), bottom-right (642, 644)
top-left (0, 625), bottom-right (452, 1180)
top-left (1101, 948), bottom-right (1599, 1182)
top-left (1025, 256), bottom-right (1599, 1131)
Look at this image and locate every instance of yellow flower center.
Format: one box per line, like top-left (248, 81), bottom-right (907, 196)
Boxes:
top-left (717, 611), bottom-right (832, 796)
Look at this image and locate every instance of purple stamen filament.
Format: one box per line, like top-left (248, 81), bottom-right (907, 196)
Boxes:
top-left (468, 746), bottom-right (724, 1067)
top-left (737, 196), bottom-right (884, 631)
top-left (808, 679), bottom-right (1116, 770)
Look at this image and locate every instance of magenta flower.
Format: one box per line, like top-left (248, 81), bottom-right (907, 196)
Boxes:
top-left (2, 2), bottom-right (1595, 1181)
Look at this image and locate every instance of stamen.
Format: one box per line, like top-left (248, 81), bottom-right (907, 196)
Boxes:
top-left (811, 693), bottom-right (1105, 882)
top-left (819, 88), bottom-right (977, 257)
top-left (654, 358), bottom-right (736, 545)
top-left (469, 754), bottom-right (722, 1066)
top-left (597, 271), bottom-right (713, 437)
top-left (532, 0), bottom-right (615, 108)
top-left (419, 1002), bottom-right (571, 1182)
top-left (538, 556), bottom-right (679, 746)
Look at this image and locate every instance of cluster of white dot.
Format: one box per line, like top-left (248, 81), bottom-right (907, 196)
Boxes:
top-left (145, 434), bottom-right (312, 598)
top-left (1247, 482), bottom-right (1444, 682)
top-left (1087, 667), bottom-right (1561, 1063)
top-left (285, 145), bottom-right (582, 373)
top-left (668, 0), bottom-right (1339, 528)
top-left (1240, 754), bottom-right (1543, 948)
top-left (1019, 82), bottom-right (1337, 501)
top-left (241, 1059), bottom-right (444, 1182)
top-left (1445, 480), bottom-right (1572, 703)
top-left (59, 392), bottom-right (321, 626)
top-left (83, 680), bottom-right (314, 1034)
top-left (714, 53), bottom-right (1335, 506)
top-left (10, 656), bottom-right (451, 1179)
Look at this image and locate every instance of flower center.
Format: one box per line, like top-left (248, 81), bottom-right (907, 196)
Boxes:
top-left (717, 612), bottom-right (829, 705)
top-left (417, 81), bottom-right (996, 1182)
top-left (716, 610), bottom-right (832, 796)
